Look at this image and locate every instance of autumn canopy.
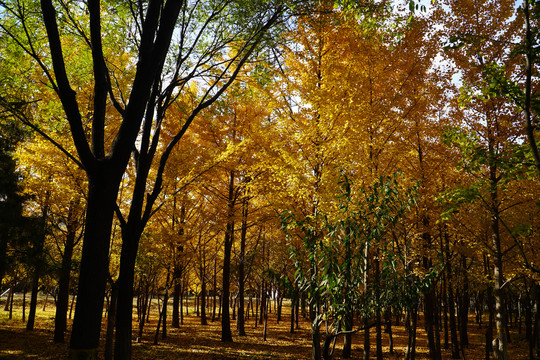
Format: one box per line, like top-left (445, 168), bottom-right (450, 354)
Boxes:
top-left (0, 1), bottom-right (539, 360)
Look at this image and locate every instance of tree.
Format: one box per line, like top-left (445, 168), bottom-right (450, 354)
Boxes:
top-left (441, 1), bottom-right (532, 359)
top-left (0, 112), bottom-right (25, 287)
top-left (282, 173), bottom-right (420, 360)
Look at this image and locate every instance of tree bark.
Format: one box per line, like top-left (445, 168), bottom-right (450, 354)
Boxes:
top-left (237, 195), bottom-right (248, 336)
top-left (200, 266), bottom-right (207, 325)
top-left (54, 202), bottom-right (78, 343)
top-left (405, 306), bottom-right (418, 360)
top-left (27, 194), bottom-right (49, 332)
top-left (104, 283), bottom-right (118, 360)
top-left (459, 256), bottom-right (469, 348)
top-left (68, 172), bottom-right (123, 359)
top-left (490, 158), bottom-right (508, 360)
top-left (172, 279), bottom-right (180, 328)
top-left (221, 170), bottom-right (236, 342)
top-left (444, 230), bottom-right (460, 359)
top-left (26, 269), bottom-right (40, 331)
top-left (534, 283), bottom-right (540, 360)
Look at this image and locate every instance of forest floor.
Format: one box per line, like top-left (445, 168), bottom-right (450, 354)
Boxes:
top-left (0, 293), bottom-right (531, 359)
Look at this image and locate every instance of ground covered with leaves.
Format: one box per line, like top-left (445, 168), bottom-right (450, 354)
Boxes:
top-left (0, 293), bottom-right (531, 359)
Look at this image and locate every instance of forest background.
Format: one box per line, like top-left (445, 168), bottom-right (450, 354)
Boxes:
top-left (0, 0), bottom-right (539, 360)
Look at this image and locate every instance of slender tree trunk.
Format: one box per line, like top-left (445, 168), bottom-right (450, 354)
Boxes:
top-left (523, 0), bottom-right (540, 180)
top-left (255, 290), bottom-right (259, 328)
top-left (237, 195), bottom-right (248, 336)
top-left (525, 288), bottom-right (533, 358)
top-left (4, 286), bottom-right (13, 311)
top-left (384, 308), bottom-right (394, 354)
top-left (27, 193), bottom-right (49, 332)
top-left (42, 292), bottom-right (49, 311)
top-left (172, 276), bottom-right (181, 328)
top-left (363, 241), bottom-right (370, 360)
top-left (137, 282), bottom-right (149, 342)
top-left (342, 311), bottom-right (353, 358)
top-left (260, 282), bottom-right (266, 325)
top-left (422, 226), bottom-right (441, 360)
top-left (491, 193), bottom-right (508, 360)
top-left (375, 253), bottom-right (382, 360)
top-left (459, 256), bottom-right (469, 347)
top-left (277, 293), bottom-right (283, 323)
top-left (162, 276), bottom-right (169, 339)
top-left (54, 203), bottom-right (77, 343)
top-left (69, 289), bottom-right (75, 319)
top-left (263, 297), bottom-right (268, 341)
top-left (405, 306), bottom-right (418, 360)
top-left (221, 170), bottom-right (236, 342)
top-left (295, 293), bottom-right (300, 329)
top-left (180, 281), bottom-right (184, 325)
top-left (290, 294), bottom-right (296, 334)
top-left (104, 283), bottom-right (118, 360)
top-left (312, 313), bottom-right (322, 360)
top-left (9, 286), bottom-right (14, 319)
top-left (485, 253), bottom-right (495, 360)
top-left (232, 294), bottom-right (237, 321)
top-left (22, 287), bottom-right (26, 322)
top-left (442, 260), bottom-right (449, 349)
top-left (26, 273), bottom-right (39, 331)
top-left (200, 267), bottom-right (207, 325)
top-left (212, 257), bottom-right (217, 322)
top-left (534, 283), bottom-right (540, 360)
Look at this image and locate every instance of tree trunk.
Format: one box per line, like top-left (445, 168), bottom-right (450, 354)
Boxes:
top-left (237, 195), bottom-right (248, 336)
top-left (312, 315), bottom-right (322, 360)
top-left (26, 272), bottom-right (39, 331)
top-left (363, 240), bottom-right (370, 360)
top-left (172, 278), bottom-right (181, 328)
top-left (180, 281), bottom-right (184, 325)
top-left (525, 288), bottom-right (533, 359)
top-left (162, 278), bottom-right (169, 339)
top-left (405, 306), bottom-right (418, 360)
top-left (263, 298), bottom-right (268, 341)
top-left (42, 291), bottom-right (49, 311)
top-left (137, 282), bottom-right (150, 342)
top-left (374, 253), bottom-right (382, 360)
top-left (27, 195), bottom-right (49, 332)
top-left (212, 257), bottom-right (217, 322)
top-left (260, 282), bottom-right (266, 325)
top-left (424, 285), bottom-right (441, 360)
top-left (290, 294), bottom-right (296, 334)
top-left (459, 256), bottom-right (469, 347)
top-left (8, 286), bottom-right (14, 319)
top-left (534, 283), bottom-right (540, 360)
top-left (442, 262), bottom-right (449, 349)
top-left (200, 268), bottom-right (207, 325)
top-left (114, 225), bottom-right (144, 360)
top-left (448, 281), bottom-right (460, 358)
top-left (22, 286), bottom-right (26, 322)
top-left (422, 228), bottom-right (441, 360)
top-left (384, 308), bottom-right (394, 354)
top-left (54, 203), bottom-right (77, 343)
top-left (70, 175), bottom-right (121, 359)
top-left (104, 283), bottom-right (118, 360)
top-left (277, 295), bottom-right (283, 323)
top-left (4, 286), bottom-right (13, 311)
top-left (444, 227), bottom-right (460, 358)
top-left (491, 203), bottom-right (508, 360)
top-left (221, 170), bottom-right (235, 342)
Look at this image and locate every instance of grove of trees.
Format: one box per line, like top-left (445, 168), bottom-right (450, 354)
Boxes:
top-left (0, 1), bottom-right (539, 360)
